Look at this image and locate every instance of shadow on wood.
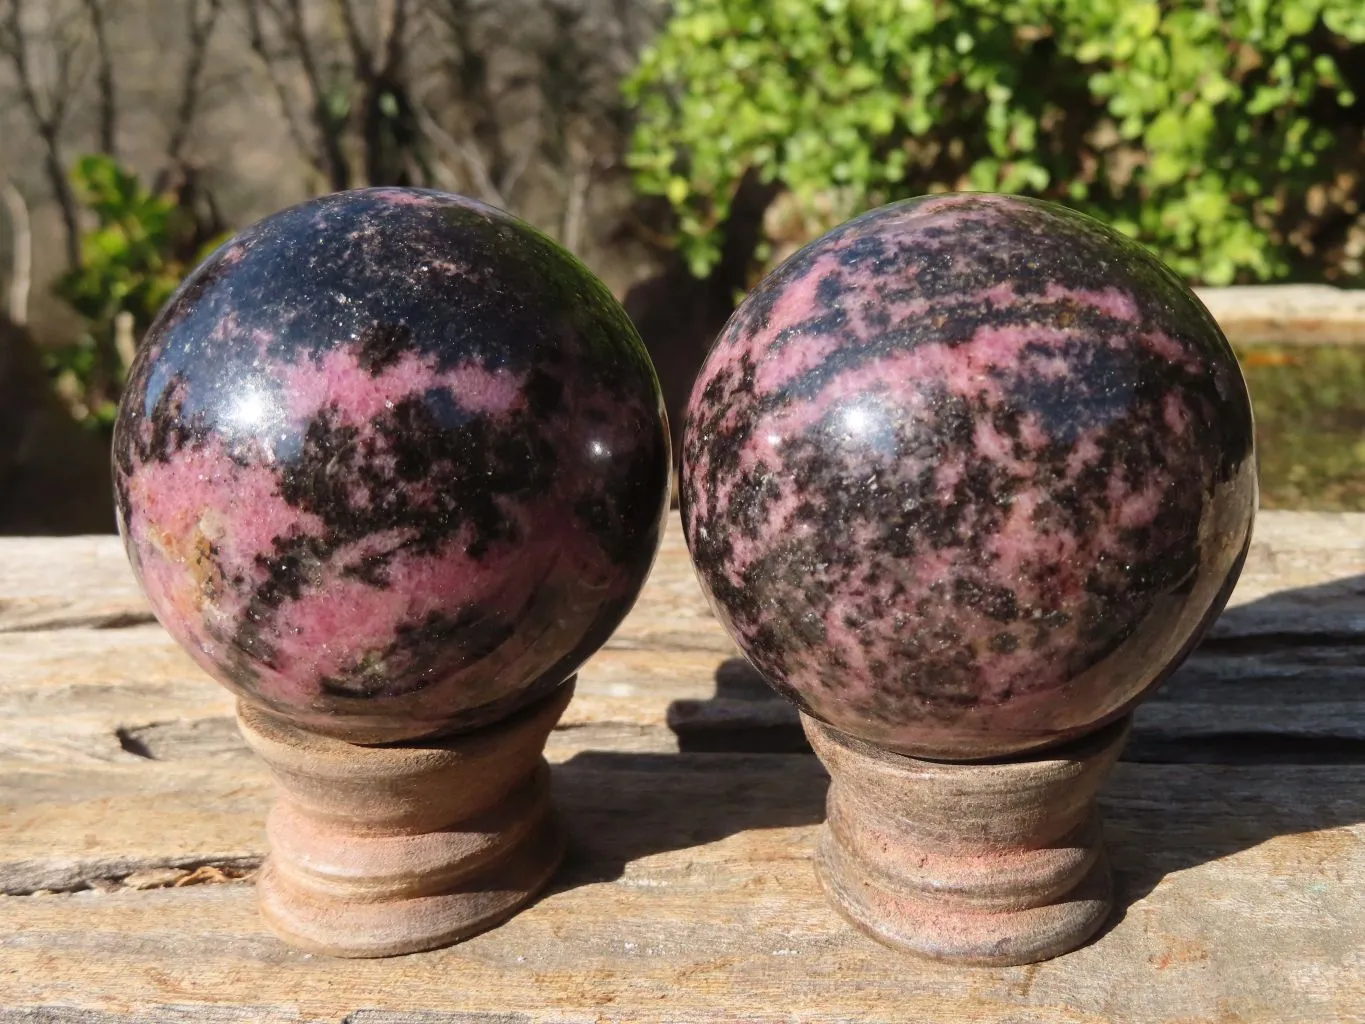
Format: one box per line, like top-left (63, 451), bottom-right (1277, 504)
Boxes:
top-left (1132, 572), bottom-right (1365, 764)
top-left (668, 571), bottom-right (1365, 765)
top-left (1101, 759), bottom-right (1364, 941)
top-left (1101, 570), bottom-right (1365, 936)
top-left (661, 574), bottom-right (1365, 954)
top-left (547, 748), bottom-right (828, 891)
top-left (667, 657), bottom-right (811, 754)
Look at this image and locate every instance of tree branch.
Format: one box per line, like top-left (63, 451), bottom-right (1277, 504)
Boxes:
top-left (78, 0), bottom-right (116, 157)
top-left (436, 0), bottom-right (513, 195)
top-left (0, 0), bottom-right (83, 268)
top-left (47, 4), bottom-right (91, 126)
top-left (498, 138), bottom-right (534, 206)
top-left (377, 0), bottom-right (408, 79)
top-left (2, 179), bottom-right (32, 326)
top-left (411, 95), bottom-right (504, 206)
top-left (282, 0), bottom-right (350, 189)
top-left (332, 0), bottom-right (373, 80)
top-left (561, 157), bottom-right (590, 254)
top-left (241, 0), bottom-right (319, 182)
top-left (160, 0), bottom-right (224, 187)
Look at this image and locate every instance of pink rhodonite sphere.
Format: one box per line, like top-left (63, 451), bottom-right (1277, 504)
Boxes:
top-left (681, 194), bottom-right (1257, 760)
top-left (114, 188), bottom-right (670, 743)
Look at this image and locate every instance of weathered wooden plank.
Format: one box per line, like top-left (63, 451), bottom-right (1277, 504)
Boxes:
top-left (0, 757), bottom-right (270, 894)
top-left (0, 520), bottom-right (723, 641)
top-left (6, 623), bottom-right (1363, 767)
top-left (0, 1014), bottom-right (557, 1024)
top-left (0, 1010), bottom-right (306, 1024)
top-left (0, 623), bottom-right (702, 766)
top-left (0, 534), bottom-right (151, 632)
top-left (1197, 283), bottom-right (1365, 346)
top-left (656, 510), bottom-right (1365, 757)
top-left (4, 511), bottom-right (1364, 635)
top-left (0, 519), bottom-right (729, 766)
top-left (1, 511), bottom-right (1362, 1020)
top-left (0, 725), bottom-right (686, 896)
top-left (4, 512), bottom-right (1365, 767)
top-left (0, 756), bottom-right (1361, 1023)
top-left (671, 649), bottom-right (1365, 760)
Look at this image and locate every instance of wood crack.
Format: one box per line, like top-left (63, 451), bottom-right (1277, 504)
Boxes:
top-left (1126, 732), bottom-right (1365, 765)
top-left (1198, 630), bottom-right (1365, 654)
top-left (0, 611), bottom-right (158, 634)
top-left (114, 725), bottom-right (159, 759)
top-left (2, 856), bottom-right (260, 896)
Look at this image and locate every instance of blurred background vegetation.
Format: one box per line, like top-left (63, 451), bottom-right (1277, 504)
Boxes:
top-left (629, 0), bottom-right (1365, 283)
top-left (1, 0), bottom-right (1364, 531)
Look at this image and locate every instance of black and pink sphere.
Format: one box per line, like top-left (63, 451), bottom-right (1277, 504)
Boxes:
top-left (114, 188), bottom-right (670, 743)
top-left (681, 194), bottom-right (1256, 760)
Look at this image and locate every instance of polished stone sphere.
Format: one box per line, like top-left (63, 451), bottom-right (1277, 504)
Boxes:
top-left (115, 188), bottom-right (670, 743)
top-left (681, 194), bottom-right (1256, 760)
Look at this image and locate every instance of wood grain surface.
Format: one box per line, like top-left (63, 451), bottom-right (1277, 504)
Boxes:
top-left (1, 513), bottom-right (1362, 1022)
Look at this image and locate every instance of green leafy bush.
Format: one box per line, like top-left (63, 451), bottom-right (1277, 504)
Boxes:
top-left (626, 0), bottom-right (1365, 282)
top-left (51, 155), bottom-right (225, 427)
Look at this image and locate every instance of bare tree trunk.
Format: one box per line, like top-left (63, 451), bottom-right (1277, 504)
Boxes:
top-left (1, 180), bottom-right (31, 327)
top-left (1, 0), bottom-right (88, 270)
top-left (437, 0), bottom-right (517, 197)
top-left (337, 0), bottom-right (415, 187)
top-left (241, 0), bottom-right (352, 191)
top-left (158, 0), bottom-right (223, 190)
top-left (562, 157), bottom-right (590, 254)
top-left (411, 98), bottom-right (505, 204)
top-left (40, 131), bottom-right (82, 269)
top-left (284, 0), bottom-right (350, 190)
top-left (112, 310), bottom-right (135, 372)
top-left (79, 0), bottom-right (117, 157)
top-left (241, 0), bottom-right (322, 187)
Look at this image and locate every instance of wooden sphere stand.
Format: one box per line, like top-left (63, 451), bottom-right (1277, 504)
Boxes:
top-left (236, 678), bottom-right (574, 958)
top-left (802, 713), bottom-right (1131, 967)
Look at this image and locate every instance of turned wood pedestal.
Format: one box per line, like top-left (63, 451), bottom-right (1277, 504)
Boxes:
top-left (235, 679), bottom-right (574, 958)
top-left (804, 712), bottom-right (1132, 966)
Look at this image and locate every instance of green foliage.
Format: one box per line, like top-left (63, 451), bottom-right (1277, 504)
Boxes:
top-left (626, 0), bottom-right (1365, 282)
top-left (51, 155), bottom-right (224, 428)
